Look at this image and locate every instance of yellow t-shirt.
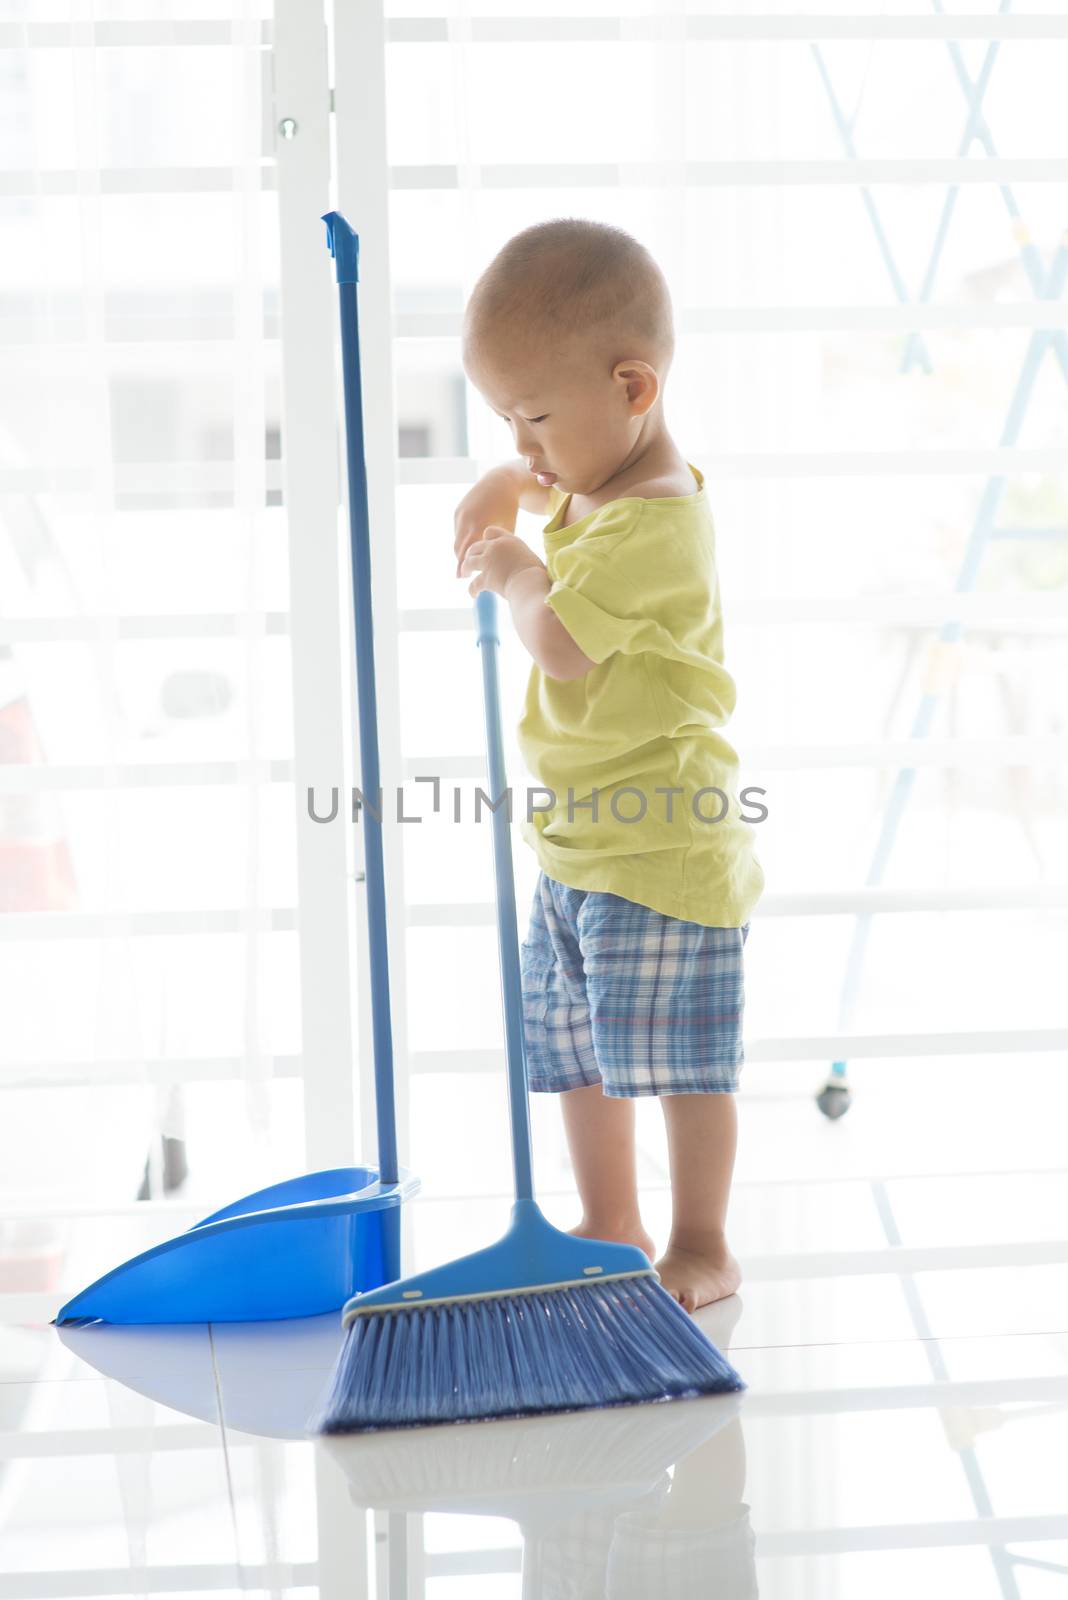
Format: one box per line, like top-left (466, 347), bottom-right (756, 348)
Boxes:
top-left (516, 462), bottom-right (764, 929)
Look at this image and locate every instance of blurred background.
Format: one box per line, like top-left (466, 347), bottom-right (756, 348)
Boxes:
top-left (1, 0), bottom-right (1067, 1589)
top-left (3, 0), bottom-right (1067, 1293)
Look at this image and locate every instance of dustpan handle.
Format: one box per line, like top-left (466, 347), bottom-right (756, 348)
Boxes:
top-left (322, 210), bottom-right (398, 1187)
top-left (474, 591), bottom-right (535, 1204)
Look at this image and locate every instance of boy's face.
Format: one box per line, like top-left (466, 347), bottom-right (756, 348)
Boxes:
top-left (464, 338), bottom-right (656, 499)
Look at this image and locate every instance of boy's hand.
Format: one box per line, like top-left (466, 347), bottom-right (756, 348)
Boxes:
top-left (459, 526), bottom-right (546, 600)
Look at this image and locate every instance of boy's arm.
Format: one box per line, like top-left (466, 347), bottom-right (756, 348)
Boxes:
top-left (456, 458), bottom-right (595, 678)
top-left (454, 459), bottom-right (550, 579)
top-left (503, 565), bottom-right (599, 682)
top-left (501, 456), bottom-right (553, 516)
top-left (500, 462), bottom-right (598, 678)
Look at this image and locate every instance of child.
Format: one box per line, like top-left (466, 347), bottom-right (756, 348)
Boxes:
top-left (453, 218), bottom-right (764, 1312)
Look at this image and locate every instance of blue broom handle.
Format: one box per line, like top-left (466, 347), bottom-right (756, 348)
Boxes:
top-left (474, 592), bottom-right (535, 1205)
top-left (322, 211), bottom-right (398, 1188)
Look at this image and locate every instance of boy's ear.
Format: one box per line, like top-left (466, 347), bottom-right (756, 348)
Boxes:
top-left (612, 359), bottom-right (659, 416)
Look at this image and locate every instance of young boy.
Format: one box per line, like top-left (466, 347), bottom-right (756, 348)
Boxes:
top-left (453, 218), bottom-right (764, 1313)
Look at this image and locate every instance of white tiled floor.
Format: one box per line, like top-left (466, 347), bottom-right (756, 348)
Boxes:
top-left (3, 1064), bottom-right (1068, 1598)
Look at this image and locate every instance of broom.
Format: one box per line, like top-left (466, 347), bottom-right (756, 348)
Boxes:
top-left (312, 591), bottom-right (744, 1433)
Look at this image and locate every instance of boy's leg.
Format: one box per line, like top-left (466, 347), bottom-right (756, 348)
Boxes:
top-left (560, 1082), bottom-right (656, 1260)
top-left (655, 1092), bottom-right (742, 1312)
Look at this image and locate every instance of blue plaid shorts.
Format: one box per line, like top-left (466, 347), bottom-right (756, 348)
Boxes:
top-left (519, 870), bottom-right (750, 1098)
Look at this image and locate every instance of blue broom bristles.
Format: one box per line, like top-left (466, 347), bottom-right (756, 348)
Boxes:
top-left (313, 1274), bottom-right (744, 1435)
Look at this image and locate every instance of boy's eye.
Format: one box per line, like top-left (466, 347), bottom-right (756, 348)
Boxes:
top-left (495, 412), bottom-right (547, 424)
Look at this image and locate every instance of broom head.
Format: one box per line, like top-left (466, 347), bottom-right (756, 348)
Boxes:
top-left (311, 1201), bottom-right (744, 1434)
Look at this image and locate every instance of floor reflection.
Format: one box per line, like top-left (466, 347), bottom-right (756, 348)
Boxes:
top-left (59, 1293), bottom-right (759, 1596)
top-left (329, 1391), bottom-right (755, 1598)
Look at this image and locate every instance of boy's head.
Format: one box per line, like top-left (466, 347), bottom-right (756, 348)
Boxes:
top-left (461, 218), bottom-right (675, 497)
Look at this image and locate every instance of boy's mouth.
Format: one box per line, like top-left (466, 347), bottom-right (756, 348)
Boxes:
top-left (534, 471), bottom-right (557, 486)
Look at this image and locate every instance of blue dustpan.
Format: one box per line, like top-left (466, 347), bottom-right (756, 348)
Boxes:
top-left (54, 1167), bottom-right (419, 1326)
top-left (54, 214), bottom-right (419, 1326)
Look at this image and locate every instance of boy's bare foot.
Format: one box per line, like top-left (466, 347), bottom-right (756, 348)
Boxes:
top-left (568, 1220), bottom-right (657, 1263)
top-left (654, 1237), bottom-right (742, 1314)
